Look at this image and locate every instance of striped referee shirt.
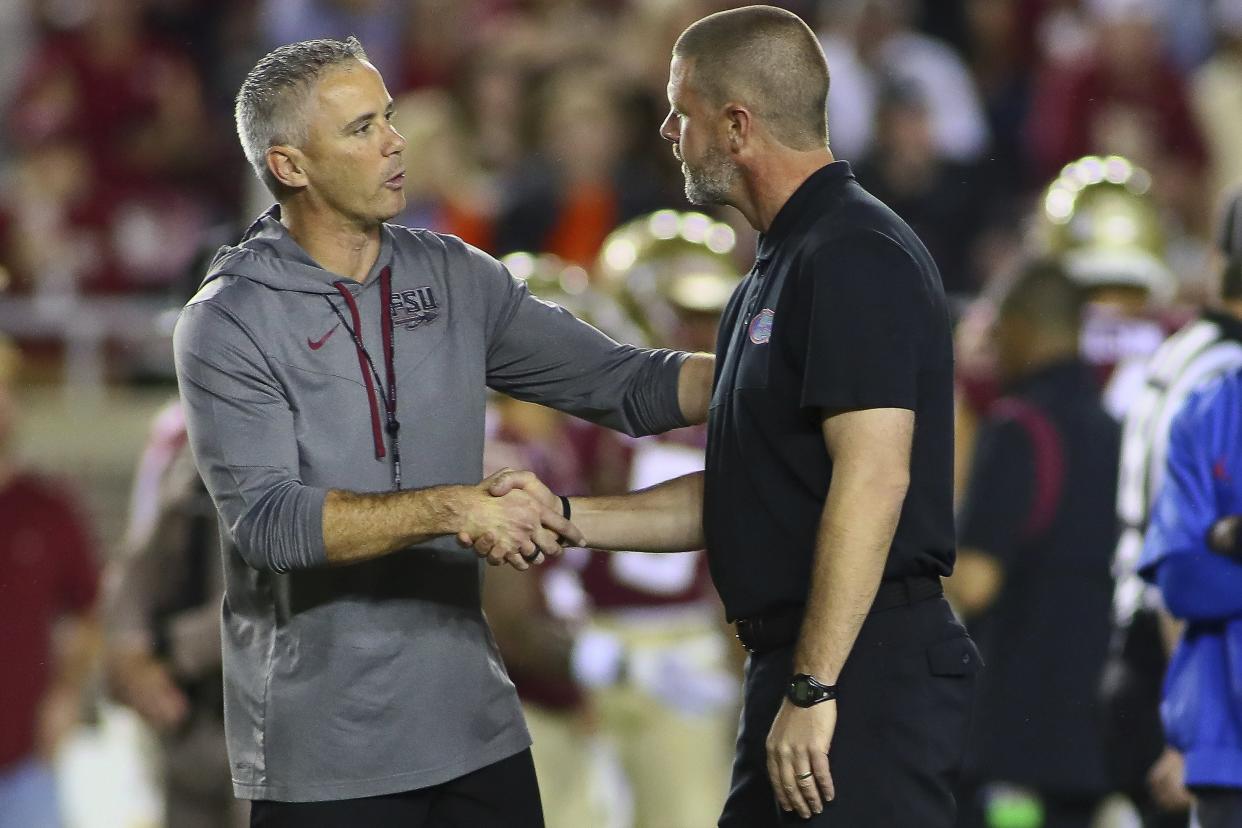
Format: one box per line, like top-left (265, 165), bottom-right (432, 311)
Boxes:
top-left (1113, 310), bottom-right (1242, 625)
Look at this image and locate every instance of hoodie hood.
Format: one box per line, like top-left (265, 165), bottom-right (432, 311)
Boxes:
top-left (202, 205), bottom-right (394, 295)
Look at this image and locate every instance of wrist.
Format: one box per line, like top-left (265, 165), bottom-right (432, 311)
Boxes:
top-left (793, 659), bottom-right (840, 686)
top-left (787, 673), bottom-right (838, 707)
top-left (448, 484), bottom-right (484, 535)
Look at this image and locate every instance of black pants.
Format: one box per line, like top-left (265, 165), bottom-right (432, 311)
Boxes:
top-left (720, 595), bottom-right (979, 827)
top-left (248, 749), bottom-right (543, 828)
top-left (1195, 787), bottom-right (1242, 828)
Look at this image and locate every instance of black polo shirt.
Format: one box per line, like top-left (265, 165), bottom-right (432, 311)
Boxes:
top-left (957, 358), bottom-right (1118, 794)
top-left (703, 161), bottom-right (955, 621)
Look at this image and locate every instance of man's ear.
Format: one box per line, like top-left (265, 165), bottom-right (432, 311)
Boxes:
top-left (724, 104), bottom-right (753, 156)
top-left (267, 145), bottom-right (308, 190)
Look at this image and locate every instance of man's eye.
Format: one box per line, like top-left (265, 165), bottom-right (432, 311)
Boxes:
top-left (356, 123), bottom-right (371, 135)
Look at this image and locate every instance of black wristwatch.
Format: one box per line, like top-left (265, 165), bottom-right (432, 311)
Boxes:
top-left (787, 674), bottom-right (838, 707)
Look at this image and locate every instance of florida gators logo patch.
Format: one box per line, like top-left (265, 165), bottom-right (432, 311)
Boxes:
top-left (748, 308), bottom-right (775, 344)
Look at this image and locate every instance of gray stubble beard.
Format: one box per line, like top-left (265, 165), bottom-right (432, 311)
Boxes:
top-left (682, 144), bottom-right (739, 206)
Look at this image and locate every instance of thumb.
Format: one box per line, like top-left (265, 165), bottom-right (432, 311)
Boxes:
top-left (489, 469), bottom-right (538, 497)
top-left (488, 477), bottom-right (517, 497)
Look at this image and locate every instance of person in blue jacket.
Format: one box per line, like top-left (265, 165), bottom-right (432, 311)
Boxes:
top-left (1139, 367), bottom-right (1242, 828)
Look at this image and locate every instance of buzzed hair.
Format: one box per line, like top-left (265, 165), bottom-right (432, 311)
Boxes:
top-left (999, 259), bottom-right (1085, 337)
top-left (673, 5), bottom-right (829, 150)
top-left (235, 37), bottom-right (369, 195)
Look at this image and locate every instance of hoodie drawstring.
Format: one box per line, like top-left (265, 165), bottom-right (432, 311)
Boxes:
top-left (326, 266), bottom-right (402, 490)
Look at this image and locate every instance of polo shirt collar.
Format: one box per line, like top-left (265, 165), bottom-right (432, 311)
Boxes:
top-left (756, 160), bottom-right (853, 260)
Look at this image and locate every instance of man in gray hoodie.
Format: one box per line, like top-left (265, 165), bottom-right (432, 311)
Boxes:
top-left (172, 37), bottom-right (712, 827)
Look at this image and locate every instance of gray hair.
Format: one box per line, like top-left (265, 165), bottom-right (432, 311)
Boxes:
top-left (234, 37), bottom-right (369, 195)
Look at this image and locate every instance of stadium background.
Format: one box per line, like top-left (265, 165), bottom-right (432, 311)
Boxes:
top-left (0, 0), bottom-right (1237, 825)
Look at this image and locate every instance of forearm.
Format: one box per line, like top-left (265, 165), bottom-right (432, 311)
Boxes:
top-left (322, 485), bottom-right (471, 565)
top-left (677, 354), bottom-right (715, 426)
top-left (572, 471), bottom-right (705, 553)
top-left (794, 471), bottom-right (908, 683)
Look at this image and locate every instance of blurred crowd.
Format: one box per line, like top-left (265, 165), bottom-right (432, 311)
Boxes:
top-left (2, 0), bottom-right (1241, 308)
top-left (6, 0), bottom-right (1242, 827)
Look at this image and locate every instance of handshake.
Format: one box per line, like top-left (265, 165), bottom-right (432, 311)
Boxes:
top-left (455, 468), bottom-right (585, 571)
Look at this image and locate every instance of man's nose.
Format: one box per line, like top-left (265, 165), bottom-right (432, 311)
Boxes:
top-left (659, 113), bottom-right (678, 143)
top-left (387, 124), bottom-right (407, 154)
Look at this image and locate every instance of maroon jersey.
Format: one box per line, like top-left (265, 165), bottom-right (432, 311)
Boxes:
top-left (579, 426), bottom-right (716, 611)
top-left (0, 473), bottom-right (98, 768)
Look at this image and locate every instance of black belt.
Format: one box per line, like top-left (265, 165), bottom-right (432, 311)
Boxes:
top-left (734, 575), bottom-right (943, 654)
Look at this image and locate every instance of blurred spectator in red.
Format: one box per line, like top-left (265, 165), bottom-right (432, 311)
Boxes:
top-left (6, 0), bottom-right (225, 293)
top-left (1027, 0), bottom-right (1209, 233)
top-left (391, 89), bottom-right (497, 250)
top-left (0, 336), bottom-right (100, 828)
top-left (396, 0), bottom-right (473, 91)
top-left (1022, 0), bottom-right (1215, 73)
top-left (493, 64), bottom-right (671, 265)
top-left (0, 139), bottom-right (107, 297)
top-left (818, 0), bottom-right (990, 164)
top-left (0, 136), bottom-right (212, 296)
top-left (856, 80), bottom-right (994, 297)
top-left (11, 0), bottom-right (215, 193)
top-left (1192, 0), bottom-right (1242, 209)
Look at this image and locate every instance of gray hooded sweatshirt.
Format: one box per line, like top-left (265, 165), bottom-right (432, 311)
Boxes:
top-left (173, 207), bottom-right (688, 801)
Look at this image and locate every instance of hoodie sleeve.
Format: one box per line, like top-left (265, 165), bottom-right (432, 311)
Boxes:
top-left (173, 299), bottom-right (327, 573)
top-left (477, 252), bottom-right (690, 437)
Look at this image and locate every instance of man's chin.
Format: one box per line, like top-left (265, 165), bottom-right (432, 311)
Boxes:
top-left (378, 192), bottom-right (407, 222)
top-left (684, 183), bottom-right (723, 206)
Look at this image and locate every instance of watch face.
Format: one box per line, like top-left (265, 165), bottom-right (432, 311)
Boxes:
top-left (792, 681), bottom-right (813, 705)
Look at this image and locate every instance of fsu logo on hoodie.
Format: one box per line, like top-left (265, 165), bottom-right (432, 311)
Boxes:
top-left (389, 287), bottom-right (439, 330)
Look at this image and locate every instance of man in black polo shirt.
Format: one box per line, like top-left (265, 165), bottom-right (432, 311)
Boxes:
top-left (477, 5), bottom-right (976, 826)
top-left (948, 262), bottom-right (1118, 828)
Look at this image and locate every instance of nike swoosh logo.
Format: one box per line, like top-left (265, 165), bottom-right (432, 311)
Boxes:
top-left (307, 324), bottom-right (340, 350)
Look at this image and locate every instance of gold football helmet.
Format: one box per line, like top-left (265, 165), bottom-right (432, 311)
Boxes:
top-left (1037, 155), bottom-right (1173, 300)
top-left (594, 210), bottom-right (742, 348)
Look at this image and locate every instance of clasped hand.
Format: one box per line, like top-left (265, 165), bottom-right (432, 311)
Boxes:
top-left (455, 468), bottom-right (584, 571)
